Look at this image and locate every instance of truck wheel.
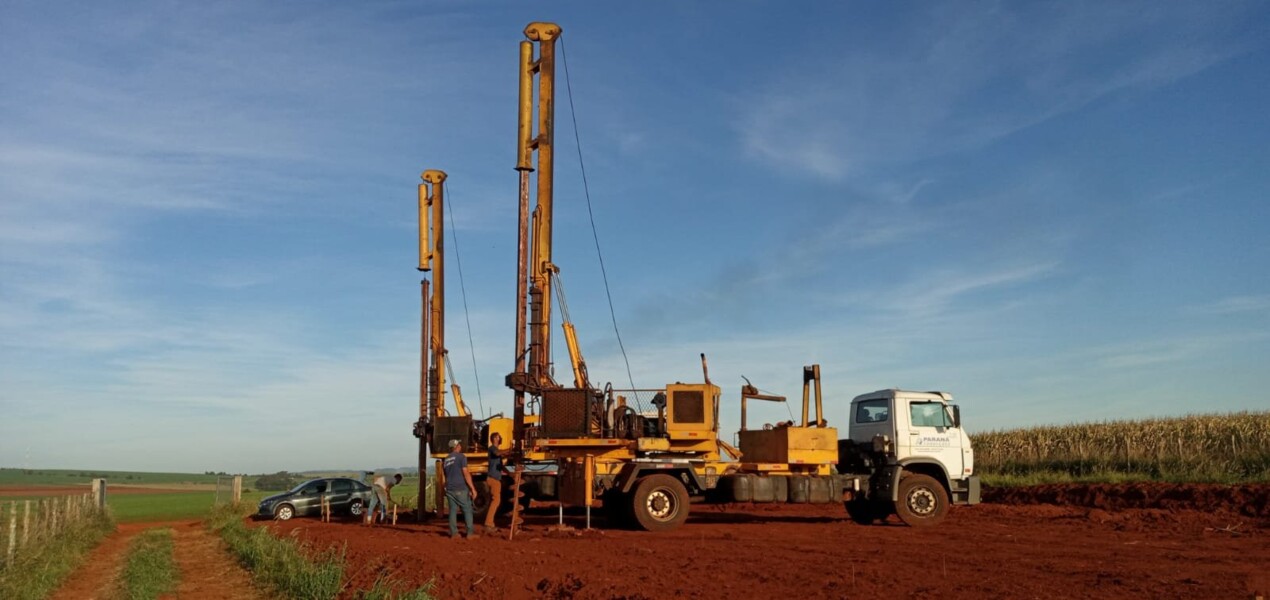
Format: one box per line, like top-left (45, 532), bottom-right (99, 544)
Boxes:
top-left (630, 474), bottom-right (689, 532)
top-left (601, 490), bottom-right (632, 527)
top-left (895, 474), bottom-right (949, 527)
top-left (471, 483), bottom-right (492, 520)
top-left (844, 498), bottom-right (878, 525)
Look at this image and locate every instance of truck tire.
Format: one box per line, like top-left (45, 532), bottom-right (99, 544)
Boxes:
top-left (630, 474), bottom-right (689, 532)
top-left (895, 474), bottom-right (949, 527)
top-left (601, 490), bottom-right (632, 527)
top-left (844, 498), bottom-right (880, 525)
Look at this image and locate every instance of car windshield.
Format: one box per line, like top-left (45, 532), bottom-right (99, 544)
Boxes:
top-left (288, 479), bottom-right (321, 494)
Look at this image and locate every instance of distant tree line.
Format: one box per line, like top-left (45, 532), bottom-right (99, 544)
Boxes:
top-left (255, 471), bottom-right (300, 491)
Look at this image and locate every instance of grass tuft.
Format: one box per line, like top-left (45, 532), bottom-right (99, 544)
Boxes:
top-left (354, 573), bottom-right (436, 600)
top-left (0, 511), bottom-right (114, 600)
top-left (118, 527), bottom-right (178, 599)
top-left (207, 505), bottom-right (343, 599)
top-left (206, 505), bottom-right (433, 599)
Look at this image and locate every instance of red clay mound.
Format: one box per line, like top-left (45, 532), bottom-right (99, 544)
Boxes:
top-left (984, 482), bottom-right (1270, 517)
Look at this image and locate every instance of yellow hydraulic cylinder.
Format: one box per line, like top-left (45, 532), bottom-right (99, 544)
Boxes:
top-left (517, 40), bottom-right (534, 171)
top-left (417, 183), bottom-right (431, 271)
top-left (562, 321), bottom-right (588, 389)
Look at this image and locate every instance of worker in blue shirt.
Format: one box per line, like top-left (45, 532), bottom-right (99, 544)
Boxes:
top-left (443, 438), bottom-right (479, 539)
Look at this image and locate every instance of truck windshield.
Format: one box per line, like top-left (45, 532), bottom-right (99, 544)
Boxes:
top-left (855, 399), bottom-right (890, 423)
top-left (910, 402), bottom-right (953, 428)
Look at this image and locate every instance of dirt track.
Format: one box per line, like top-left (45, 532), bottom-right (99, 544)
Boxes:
top-left (254, 483), bottom-right (1270, 599)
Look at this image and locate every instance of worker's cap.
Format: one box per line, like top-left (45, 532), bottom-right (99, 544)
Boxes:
top-left (448, 439), bottom-right (460, 449)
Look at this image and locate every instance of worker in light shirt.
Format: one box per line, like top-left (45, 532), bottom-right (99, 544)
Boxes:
top-left (367, 473), bottom-right (402, 525)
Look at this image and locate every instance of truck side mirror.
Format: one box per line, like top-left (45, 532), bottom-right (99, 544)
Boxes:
top-left (951, 405), bottom-right (961, 428)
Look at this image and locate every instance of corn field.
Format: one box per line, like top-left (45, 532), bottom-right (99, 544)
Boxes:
top-left (2, 494), bottom-right (108, 570)
top-left (972, 411), bottom-right (1270, 484)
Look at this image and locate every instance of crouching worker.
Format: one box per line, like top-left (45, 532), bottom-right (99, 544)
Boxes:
top-left (443, 438), bottom-right (479, 539)
top-left (367, 473), bottom-right (401, 525)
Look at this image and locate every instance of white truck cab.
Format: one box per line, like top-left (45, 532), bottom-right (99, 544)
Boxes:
top-left (840, 389), bottom-right (981, 526)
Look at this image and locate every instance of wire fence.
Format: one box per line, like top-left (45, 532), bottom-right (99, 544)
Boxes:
top-left (2, 493), bottom-right (106, 570)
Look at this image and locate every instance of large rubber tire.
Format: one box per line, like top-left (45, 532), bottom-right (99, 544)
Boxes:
top-left (348, 499), bottom-right (364, 518)
top-left (630, 474), bottom-right (690, 532)
top-left (274, 503), bottom-right (295, 521)
top-left (496, 485), bottom-right (516, 516)
top-left (471, 483), bottom-right (493, 520)
top-left (895, 474), bottom-right (949, 527)
top-left (601, 490), bottom-right (632, 528)
top-left (845, 498), bottom-right (879, 525)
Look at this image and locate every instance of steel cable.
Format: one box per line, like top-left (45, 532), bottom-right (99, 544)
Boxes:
top-left (559, 35), bottom-right (644, 413)
top-left (444, 186), bottom-right (485, 418)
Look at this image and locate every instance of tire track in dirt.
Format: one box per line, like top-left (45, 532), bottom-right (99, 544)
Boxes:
top-left (50, 522), bottom-right (153, 600)
top-left (51, 520), bottom-right (263, 600)
top-left (167, 520), bottom-right (264, 599)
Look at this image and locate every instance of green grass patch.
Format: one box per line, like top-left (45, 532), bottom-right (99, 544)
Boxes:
top-left (354, 574), bottom-right (435, 600)
top-left (0, 468), bottom-right (222, 487)
top-left (117, 528), bottom-right (178, 600)
top-left (110, 493), bottom-right (217, 522)
top-left (206, 505), bottom-right (433, 599)
top-left (0, 510), bottom-right (114, 600)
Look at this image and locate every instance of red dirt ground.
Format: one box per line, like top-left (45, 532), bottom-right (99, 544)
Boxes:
top-left (253, 483), bottom-right (1270, 600)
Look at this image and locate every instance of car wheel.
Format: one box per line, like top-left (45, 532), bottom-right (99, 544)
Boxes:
top-left (348, 499), bottom-right (364, 517)
top-left (274, 503), bottom-right (295, 521)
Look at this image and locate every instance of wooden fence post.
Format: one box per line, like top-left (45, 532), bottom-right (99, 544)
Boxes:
top-left (22, 500), bottom-right (30, 548)
top-left (232, 475), bottom-right (243, 505)
top-left (7, 503), bottom-right (16, 564)
top-left (92, 479), bottom-right (107, 510)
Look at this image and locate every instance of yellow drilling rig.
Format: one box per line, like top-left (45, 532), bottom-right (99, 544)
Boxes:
top-left (416, 21), bottom-right (981, 533)
top-left (503, 22), bottom-right (846, 532)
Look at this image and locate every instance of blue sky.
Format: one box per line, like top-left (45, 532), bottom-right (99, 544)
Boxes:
top-left (2, 2), bottom-right (1268, 473)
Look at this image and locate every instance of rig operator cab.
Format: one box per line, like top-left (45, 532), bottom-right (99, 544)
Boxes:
top-left (837, 389), bottom-right (981, 526)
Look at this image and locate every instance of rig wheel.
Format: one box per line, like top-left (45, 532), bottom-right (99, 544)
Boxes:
top-left (630, 474), bottom-right (689, 532)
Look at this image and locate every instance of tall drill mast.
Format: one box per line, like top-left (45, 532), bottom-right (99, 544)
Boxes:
top-left (509, 22), bottom-right (563, 448)
top-left (415, 169), bottom-right (447, 518)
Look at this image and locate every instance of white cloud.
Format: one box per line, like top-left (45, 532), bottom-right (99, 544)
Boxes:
top-left (1191, 295), bottom-right (1270, 315)
top-left (736, 3), bottom-right (1255, 181)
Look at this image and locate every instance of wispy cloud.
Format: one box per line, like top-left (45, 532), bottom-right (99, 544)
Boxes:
top-left (1190, 295), bottom-right (1270, 315)
top-left (736, 2), bottom-right (1258, 181)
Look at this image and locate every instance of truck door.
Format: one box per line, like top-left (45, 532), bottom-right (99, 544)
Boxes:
top-left (899, 401), bottom-right (964, 478)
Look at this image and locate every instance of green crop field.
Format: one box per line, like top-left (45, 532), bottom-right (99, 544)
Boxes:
top-left (973, 411), bottom-right (1270, 486)
top-left (0, 468), bottom-right (223, 487)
